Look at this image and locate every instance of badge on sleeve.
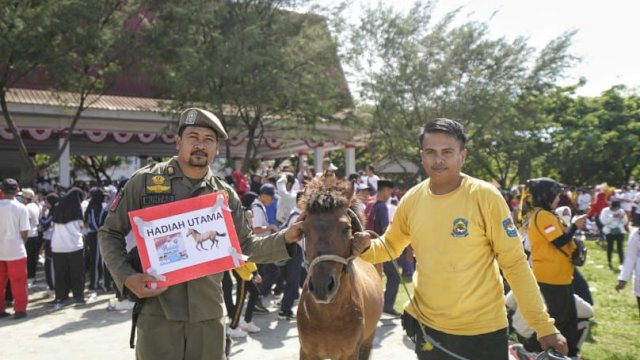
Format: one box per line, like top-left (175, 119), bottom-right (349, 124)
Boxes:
top-left (109, 191), bottom-right (123, 212)
top-left (502, 217), bottom-right (518, 237)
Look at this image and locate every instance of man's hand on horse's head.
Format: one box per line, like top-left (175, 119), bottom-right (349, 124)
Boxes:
top-left (284, 218), bottom-right (305, 244)
top-left (352, 232), bottom-right (371, 256)
top-left (124, 273), bottom-right (168, 299)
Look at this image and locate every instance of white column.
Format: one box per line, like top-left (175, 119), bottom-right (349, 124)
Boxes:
top-left (313, 147), bottom-right (325, 174)
top-left (232, 157), bottom-right (243, 170)
top-left (345, 144), bottom-right (356, 176)
top-left (59, 131), bottom-right (70, 187)
top-left (298, 151), bottom-right (309, 172)
top-left (139, 156), bottom-right (148, 168)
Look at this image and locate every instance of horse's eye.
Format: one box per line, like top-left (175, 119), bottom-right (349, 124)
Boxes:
top-left (343, 226), bottom-right (351, 235)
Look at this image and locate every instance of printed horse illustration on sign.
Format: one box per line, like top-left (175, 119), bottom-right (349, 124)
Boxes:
top-left (186, 228), bottom-right (226, 251)
top-left (297, 176), bottom-right (383, 360)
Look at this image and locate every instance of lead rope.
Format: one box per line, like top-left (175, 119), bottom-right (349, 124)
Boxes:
top-left (346, 208), bottom-right (470, 360)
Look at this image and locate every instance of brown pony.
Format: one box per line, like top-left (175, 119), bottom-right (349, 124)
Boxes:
top-left (297, 176), bottom-right (383, 360)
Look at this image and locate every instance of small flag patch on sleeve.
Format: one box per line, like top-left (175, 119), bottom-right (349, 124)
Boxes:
top-left (543, 225), bottom-right (556, 234)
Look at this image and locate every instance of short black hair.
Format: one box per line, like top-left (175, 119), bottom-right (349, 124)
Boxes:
top-left (419, 118), bottom-right (466, 149)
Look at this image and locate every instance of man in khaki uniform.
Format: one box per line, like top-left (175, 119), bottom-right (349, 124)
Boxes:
top-left (99, 108), bottom-right (304, 360)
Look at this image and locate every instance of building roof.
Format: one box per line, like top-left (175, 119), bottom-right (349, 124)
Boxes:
top-left (6, 88), bottom-right (171, 113)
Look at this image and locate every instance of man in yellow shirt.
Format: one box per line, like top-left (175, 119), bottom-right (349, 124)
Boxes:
top-left (352, 118), bottom-right (568, 359)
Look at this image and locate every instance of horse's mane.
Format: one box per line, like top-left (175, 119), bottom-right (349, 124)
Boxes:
top-left (302, 177), bottom-right (366, 229)
top-left (188, 228), bottom-right (200, 234)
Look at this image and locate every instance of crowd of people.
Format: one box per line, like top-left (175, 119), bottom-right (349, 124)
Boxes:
top-left (0, 112), bottom-right (638, 360)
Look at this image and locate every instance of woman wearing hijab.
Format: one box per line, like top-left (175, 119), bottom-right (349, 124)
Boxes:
top-left (50, 187), bottom-right (86, 307)
top-left (84, 188), bottom-right (108, 291)
top-left (520, 178), bottom-right (588, 358)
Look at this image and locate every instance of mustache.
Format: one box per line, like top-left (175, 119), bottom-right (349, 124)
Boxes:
top-left (191, 151), bottom-right (208, 157)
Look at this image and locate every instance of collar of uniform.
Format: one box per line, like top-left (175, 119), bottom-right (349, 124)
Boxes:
top-left (167, 157), bottom-right (218, 191)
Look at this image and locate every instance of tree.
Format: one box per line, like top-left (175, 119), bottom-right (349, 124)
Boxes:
top-left (545, 85), bottom-right (640, 185)
top-left (144, 0), bottom-right (353, 172)
top-left (1, 0), bottom-right (150, 185)
top-left (72, 155), bottom-right (126, 184)
top-left (0, 0), bottom-right (59, 182)
top-left (346, 1), bottom-right (577, 188)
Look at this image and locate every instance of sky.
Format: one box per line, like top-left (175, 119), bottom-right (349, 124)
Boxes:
top-left (346, 0), bottom-right (640, 96)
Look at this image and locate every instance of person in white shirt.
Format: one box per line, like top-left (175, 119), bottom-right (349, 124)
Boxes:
top-left (599, 200), bottom-right (629, 269)
top-left (576, 189), bottom-right (592, 215)
top-left (616, 229), bottom-right (640, 317)
top-left (0, 178), bottom-right (30, 319)
top-left (361, 164), bottom-right (380, 196)
top-left (19, 188), bottom-right (41, 286)
top-left (275, 172), bottom-right (299, 227)
top-left (251, 184), bottom-right (279, 317)
top-left (619, 186), bottom-right (634, 218)
top-left (50, 187), bottom-right (87, 307)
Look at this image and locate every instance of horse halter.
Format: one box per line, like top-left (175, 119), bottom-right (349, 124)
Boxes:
top-left (303, 207), bottom-right (363, 275)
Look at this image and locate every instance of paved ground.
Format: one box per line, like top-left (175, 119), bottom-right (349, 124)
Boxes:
top-left (0, 286), bottom-right (415, 360)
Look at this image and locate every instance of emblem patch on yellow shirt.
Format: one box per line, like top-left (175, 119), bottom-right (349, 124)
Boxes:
top-left (146, 175), bottom-right (171, 193)
top-left (451, 218), bottom-right (469, 237)
top-left (502, 217), bottom-right (518, 237)
top-left (543, 225), bottom-right (556, 234)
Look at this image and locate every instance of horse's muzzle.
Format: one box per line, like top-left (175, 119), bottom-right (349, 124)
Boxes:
top-left (308, 273), bottom-right (339, 304)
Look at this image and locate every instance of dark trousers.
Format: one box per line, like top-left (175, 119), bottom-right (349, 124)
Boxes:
top-left (222, 270), bottom-right (260, 327)
top-left (572, 268), bottom-right (593, 305)
top-left (383, 261), bottom-right (400, 312)
top-left (53, 249), bottom-right (85, 301)
top-left (281, 245), bottom-right (303, 314)
top-left (26, 236), bottom-right (43, 279)
top-left (539, 283), bottom-right (579, 357)
top-left (85, 232), bottom-right (111, 290)
top-left (606, 233), bottom-right (625, 265)
top-left (594, 217), bottom-right (605, 241)
top-left (404, 312), bottom-right (508, 360)
top-left (258, 263), bottom-right (282, 297)
top-left (44, 241), bottom-right (54, 290)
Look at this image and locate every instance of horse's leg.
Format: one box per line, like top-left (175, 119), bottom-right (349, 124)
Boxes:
top-left (358, 332), bottom-right (377, 360)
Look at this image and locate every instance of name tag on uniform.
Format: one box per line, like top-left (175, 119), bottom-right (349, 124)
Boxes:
top-left (142, 194), bottom-right (175, 206)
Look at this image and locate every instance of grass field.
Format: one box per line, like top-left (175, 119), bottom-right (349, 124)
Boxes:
top-left (391, 237), bottom-right (640, 360)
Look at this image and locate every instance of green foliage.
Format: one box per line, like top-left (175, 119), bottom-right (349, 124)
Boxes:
top-left (346, 0), bottom-right (577, 188)
top-left (71, 155), bottom-right (126, 183)
top-left (545, 85), bottom-right (640, 185)
top-left (144, 0), bottom-right (352, 172)
top-left (0, 0), bottom-right (150, 184)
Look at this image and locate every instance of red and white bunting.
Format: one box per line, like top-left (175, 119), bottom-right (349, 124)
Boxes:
top-left (112, 132), bottom-right (134, 144)
top-left (264, 138), bottom-right (283, 150)
top-left (85, 130), bottom-right (109, 143)
top-left (27, 128), bottom-right (54, 142)
top-left (303, 139), bottom-right (324, 149)
top-left (161, 133), bottom-right (176, 144)
top-left (229, 135), bottom-right (245, 147)
top-left (0, 127), bottom-right (16, 140)
top-left (137, 133), bottom-right (157, 144)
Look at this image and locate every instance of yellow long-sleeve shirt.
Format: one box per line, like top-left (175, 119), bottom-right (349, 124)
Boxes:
top-left (361, 175), bottom-right (558, 338)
